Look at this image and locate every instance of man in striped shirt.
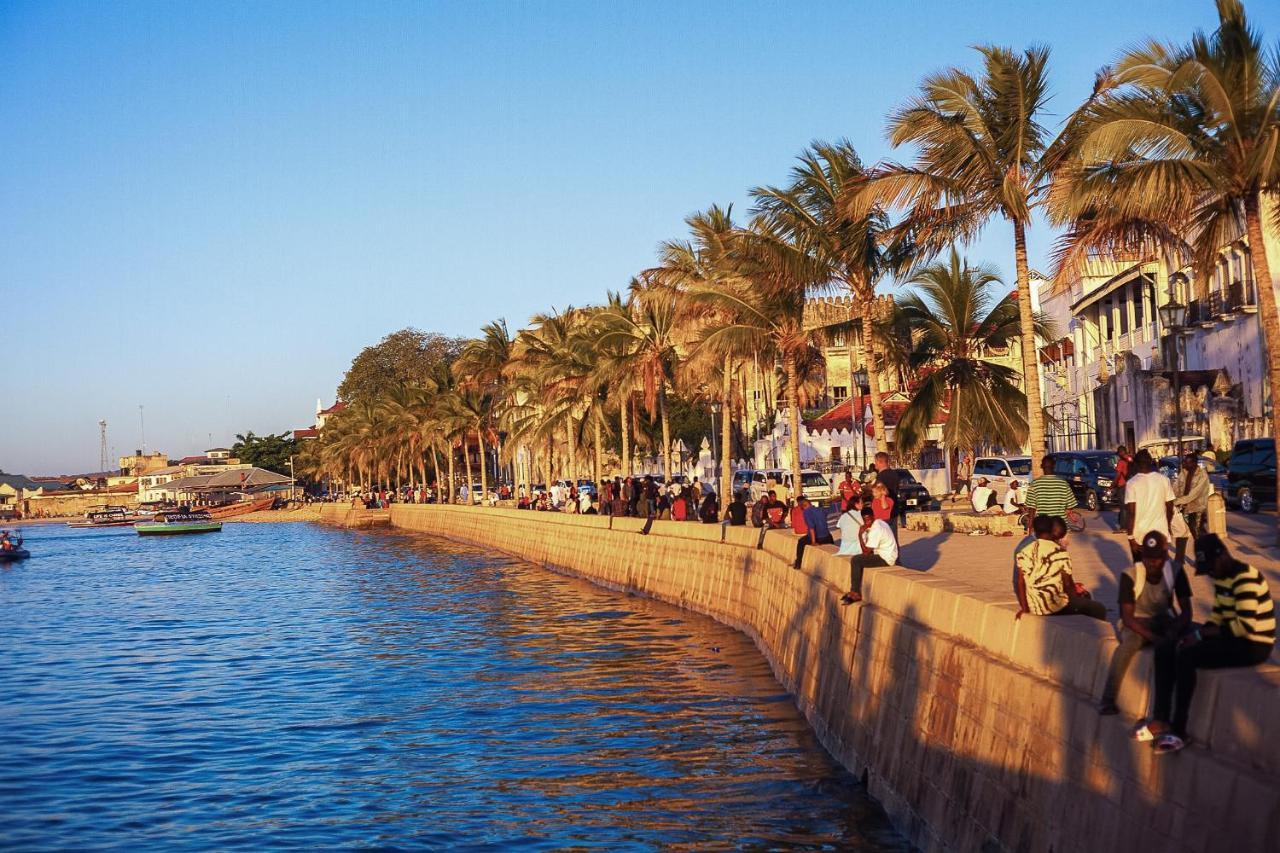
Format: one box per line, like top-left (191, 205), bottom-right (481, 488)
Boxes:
top-left (1147, 533), bottom-right (1275, 753)
top-left (1023, 455), bottom-right (1077, 521)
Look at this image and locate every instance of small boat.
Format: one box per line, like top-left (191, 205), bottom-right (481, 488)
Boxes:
top-left (0, 547), bottom-right (30, 562)
top-left (199, 497), bottom-right (275, 520)
top-left (68, 506), bottom-right (142, 528)
top-left (135, 511), bottom-right (223, 536)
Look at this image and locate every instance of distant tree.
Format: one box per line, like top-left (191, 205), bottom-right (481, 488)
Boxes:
top-left (337, 328), bottom-right (466, 405)
top-left (230, 431), bottom-right (297, 476)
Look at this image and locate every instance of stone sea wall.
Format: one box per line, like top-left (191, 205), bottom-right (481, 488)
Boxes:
top-left (352, 504), bottom-right (1277, 853)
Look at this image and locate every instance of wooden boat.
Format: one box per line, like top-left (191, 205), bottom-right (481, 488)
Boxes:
top-left (198, 497), bottom-right (275, 520)
top-left (68, 506), bottom-right (141, 528)
top-left (135, 511), bottom-right (222, 536)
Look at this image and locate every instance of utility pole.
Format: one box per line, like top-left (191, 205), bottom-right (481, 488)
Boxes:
top-left (139, 405), bottom-right (146, 454)
top-left (99, 420), bottom-right (109, 473)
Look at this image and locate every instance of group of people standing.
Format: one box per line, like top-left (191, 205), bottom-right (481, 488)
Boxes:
top-left (1012, 447), bottom-right (1273, 755)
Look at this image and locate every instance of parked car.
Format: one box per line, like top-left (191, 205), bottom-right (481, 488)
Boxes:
top-left (888, 469), bottom-right (934, 512)
top-left (1227, 438), bottom-right (1276, 513)
top-left (970, 456), bottom-right (1034, 501)
top-left (1047, 451), bottom-right (1120, 511)
top-left (731, 469), bottom-right (754, 498)
top-left (1157, 454), bottom-right (1229, 497)
top-left (747, 468), bottom-right (833, 505)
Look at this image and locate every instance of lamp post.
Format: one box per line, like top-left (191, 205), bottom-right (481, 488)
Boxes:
top-left (1158, 298), bottom-right (1189, 456)
top-left (853, 367), bottom-right (869, 472)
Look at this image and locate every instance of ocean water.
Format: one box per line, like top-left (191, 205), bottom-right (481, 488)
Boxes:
top-left (0, 521), bottom-right (906, 850)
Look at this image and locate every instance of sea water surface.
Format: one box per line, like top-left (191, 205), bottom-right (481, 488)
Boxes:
top-left (0, 521), bottom-right (906, 850)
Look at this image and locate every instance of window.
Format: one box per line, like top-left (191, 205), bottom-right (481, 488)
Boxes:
top-left (831, 332), bottom-right (846, 347)
top-left (831, 385), bottom-right (848, 401)
top-left (1132, 281), bottom-right (1144, 328)
top-left (1119, 291), bottom-right (1129, 335)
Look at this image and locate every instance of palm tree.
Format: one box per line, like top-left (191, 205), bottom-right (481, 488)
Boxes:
top-left (858, 46), bottom-right (1104, 471)
top-left (595, 285), bottom-right (682, 479)
top-left (687, 222), bottom-right (824, 493)
top-left (1049, 0), bottom-right (1280, 539)
top-left (893, 249), bottom-right (1054, 464)
top-left (753, 140), bottom-right (904, 457)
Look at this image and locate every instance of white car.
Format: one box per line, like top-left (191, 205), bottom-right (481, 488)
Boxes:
top-left (748, 468), bottom-right (833, 505)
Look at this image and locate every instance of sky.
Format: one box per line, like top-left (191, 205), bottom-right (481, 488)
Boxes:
top-left (1, 0), bottom-right (1263, 475)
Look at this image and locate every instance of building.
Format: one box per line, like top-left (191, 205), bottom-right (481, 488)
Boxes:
top-left (1039, 227), bottom-right (1274, 456)
top-left (294, 399), bottom-right (344, 440)
top-left (118, 451), bottom-right (169, 477)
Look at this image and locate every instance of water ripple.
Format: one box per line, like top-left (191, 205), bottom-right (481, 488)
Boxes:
top-left (0, 522), bottom-right (905, 850)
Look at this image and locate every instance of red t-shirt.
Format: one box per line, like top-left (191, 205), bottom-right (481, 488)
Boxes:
top-left (790, 505), bottom-right (808, 534)
top-left (872, 496), bottom-right (894, 521)
top-left (765, 504), bottom-right (787, 528)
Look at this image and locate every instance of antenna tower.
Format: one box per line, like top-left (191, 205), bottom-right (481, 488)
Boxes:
top-left (99, 420), bottom-right (109, 473)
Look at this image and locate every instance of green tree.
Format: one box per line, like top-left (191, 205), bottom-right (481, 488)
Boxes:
top-left (230, 431), bottom-right (297, 476)
top-left (338, 328), bottom-right (466, 405)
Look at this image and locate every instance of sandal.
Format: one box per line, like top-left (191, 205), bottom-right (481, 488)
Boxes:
top-left (840, 592), bottom-right (862, 606)
top-left (1153, 733), bottom-right (1186, 754)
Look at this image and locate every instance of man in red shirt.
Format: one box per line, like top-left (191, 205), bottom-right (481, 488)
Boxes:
top-left (838, 470), bottom-right (860, 511)
top-left (1115, 445), bottom-right (1132, 532)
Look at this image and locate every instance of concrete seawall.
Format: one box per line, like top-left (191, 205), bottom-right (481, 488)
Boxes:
top-left (317, 504), bottom-right (391, 529)
top-left (345, 504), bottom-right (1276, 852)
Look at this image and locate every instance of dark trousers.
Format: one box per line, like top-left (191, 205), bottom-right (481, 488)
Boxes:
top-left (794, 534), bottom-right (834, 569)
top-left (849, 553), bottom-right (890, 593)
top-left (1153, 634), bottom-right (1271, 737)
top-left (1050, 591), bottom-right (1107, 621)
top-left (1101, 615), bottom-right (1175, 705)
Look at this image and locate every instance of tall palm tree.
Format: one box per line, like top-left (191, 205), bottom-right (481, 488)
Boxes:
top-left (858, 46), bottom-right (1104, 471)
top-left (894, 249), bottom-right (1054, 462)
top-left (753, 140), bottom-right (904, 456)
top-left (1050, 0), bottom-right (1280, 538)
top-left (595, 285), bottom-right (682, 478)
top-left (687, 222), bottom-right (824, 493)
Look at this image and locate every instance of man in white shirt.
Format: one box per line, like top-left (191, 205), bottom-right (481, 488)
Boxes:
top-left (1124, 449), bottom-right (1175, 559)
top-left (1003, 480), bottom-right (1026, 515)
top-left (841, 507), bottom-right (899, 604)
top-left (971, 478), bottom-right (999, 514)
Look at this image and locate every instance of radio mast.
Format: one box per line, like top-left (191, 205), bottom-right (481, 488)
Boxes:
top-left (99, 420), bottom-right (109, 473)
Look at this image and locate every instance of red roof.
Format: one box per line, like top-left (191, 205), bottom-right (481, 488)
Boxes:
top-left (293, 428), bottom-right (319, 439)
top-left (804, 397), bottom-right (949, 434)
top-left (319, 401), bottom-right (346, 416)
top-left (1039, 338), bottom-right (1074, 364)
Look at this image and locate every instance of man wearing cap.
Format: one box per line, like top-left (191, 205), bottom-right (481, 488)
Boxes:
top-left (970, 478), bottom-right (998, 514)
top-left (1098, 531), bottom-right (1193, 715)
top-left (793, 495), bottom-right (834, 570)
top-left (1143, 534), bottom-right (1276, 753)
top-left (1002, 479), bottom-right (1026, 515)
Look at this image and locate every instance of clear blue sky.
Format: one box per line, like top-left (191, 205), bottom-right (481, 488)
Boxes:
top-left (2, 0), bottom-right (1257, 475)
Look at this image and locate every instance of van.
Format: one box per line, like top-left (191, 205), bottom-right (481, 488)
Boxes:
top-left (748, 468), bottom-right (833, 505)
top-left (970, 456), bottom-right (1034, 501)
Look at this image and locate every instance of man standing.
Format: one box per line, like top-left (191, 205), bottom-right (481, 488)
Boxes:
top-left (1124, 449), bottom-right (1175, 560)
top-left (1023, 456), bottom-right (1078, 522)
top-left (873, 452), bottom-right (901, 535)
top-left (793, 496), bottom-right (834, 570)
top-left (838, 470), bottom-right (860, 511)
top-left (1115, 445), bottom-right (1132, 531)
top-left (1173, 453), bottom-right (1209, 541)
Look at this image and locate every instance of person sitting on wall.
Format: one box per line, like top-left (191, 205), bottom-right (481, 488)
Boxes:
top-left (838, 470), bottom-right (860, 511)
top-left (835, 492), bottom-right (865, 557)
top-left (1003, 480), bottom-right (1027, 515)
top-left (1140, 534), bottom-right (1275, 754)
top-left (699, 490), bottom-right (719, 524)
top-left (970, 478), bottom-right (1001, 514)
top-left (583, 494), bottom-right (598, 515)
top-left (764, 491), bottom-right (788, 529)
top-left (793, 496), bottom-right (833, 570)
top-left (1015, 516), bottom-right (1106, 621)
top-left (1098, 531), bottom-right (1193, 716)
top-left (840, 505), bottom-right (898, 605)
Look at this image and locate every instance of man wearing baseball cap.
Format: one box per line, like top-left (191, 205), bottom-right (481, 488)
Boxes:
top-left (1098, 531), bottom-right (1192, 715)
top-left (1143, 534), bottom-right (1275, 754)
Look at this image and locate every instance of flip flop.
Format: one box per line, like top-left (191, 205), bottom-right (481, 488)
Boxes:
top-left (1131, 720), bottom-right (1155, 742)
top-left (1153, 733), bottom-right (1185, 754)
top-left (840, 592), bottom-right (862, 606)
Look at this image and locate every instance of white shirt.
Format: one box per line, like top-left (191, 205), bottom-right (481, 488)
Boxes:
top-left (863, 519), bottom-right (899, 565)
top-left (579, 492), bottom-right (591, 513)
top-left (835, 510), bottom-right (864, 555)
top-left (1003, 485), bottom-right (1025, 514)
top-left (971, 486), bottom-right (994, 512)
top-left (1125, 471), bottom-right (1175, 542)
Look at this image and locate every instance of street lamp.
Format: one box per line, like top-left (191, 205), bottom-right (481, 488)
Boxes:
top-left (1158, 297), bottom-right (1189, 456)
top-left (853, 367), bottom-right (869, 472)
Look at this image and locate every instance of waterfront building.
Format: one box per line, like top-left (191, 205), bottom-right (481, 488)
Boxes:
top-left (1038, 218), bottom-right (1278, 455)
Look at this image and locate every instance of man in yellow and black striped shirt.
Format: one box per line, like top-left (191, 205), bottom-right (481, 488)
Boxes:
top-left (1148, 534), bottom-right (1274, 753)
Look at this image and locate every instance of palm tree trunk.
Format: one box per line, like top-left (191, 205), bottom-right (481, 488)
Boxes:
top-left (620, 398), bottom-right (630, 478)
top-left (1013, 220), bottom-right (1046, 471)
top-left (462, 437), bottom-right (474, 503)
top-left (593, 419), bottom-right (603, 486)
top-left (721, 355), bottom-right (734, 498)
top-left (476, 424), bottom-right (489, 503)
top-left (566, 420), bottom-right (577, 484)
top-left (431, 447), bottom-right (443, 496)
top-left (786, 354), bottom-right (803, 497)
top-left (446, 446), bottom-right (456, 504)
top-left (860, 297), bottom-right (889, 465)
top-left (1244, 193), bottom-right (1280, 544)
top-left (659, 387), bottom-right (672, 479)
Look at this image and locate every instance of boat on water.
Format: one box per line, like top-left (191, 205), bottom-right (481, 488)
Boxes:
top-left (68, 506), bottom-right (145, 528)
top-left (198, 497), bottom-right (275, 519)
top-left (135, 511), bottom-right (223, 536)
top-left (0, 547), bottom-right (31, 562)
